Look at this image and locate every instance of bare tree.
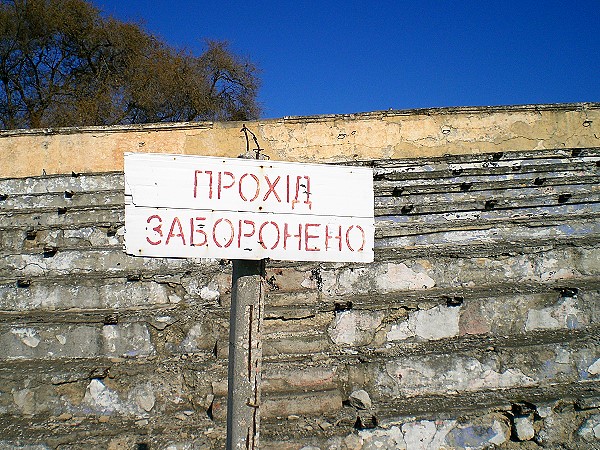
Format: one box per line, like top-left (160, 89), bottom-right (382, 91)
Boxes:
top-left (0, 0), bottom-right (260, 129)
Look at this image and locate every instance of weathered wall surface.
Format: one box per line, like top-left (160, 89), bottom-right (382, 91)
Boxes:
top-left (1, 141), bottom-right (599, 448)
top-left (1, 105), bottom-right (600, 449)
top-left (1, 103), bottom-right (599, 178)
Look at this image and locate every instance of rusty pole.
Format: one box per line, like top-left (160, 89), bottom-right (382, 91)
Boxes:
top-left (226, 259), bottom-right (265, 449)
top-left (226, 125), bottom-right (267, 449)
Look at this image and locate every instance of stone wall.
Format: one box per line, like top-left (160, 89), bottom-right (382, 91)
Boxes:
top-left (1, 103), bottom-right (599, 179)
top-left (1, 142), bottom-right (599, 448)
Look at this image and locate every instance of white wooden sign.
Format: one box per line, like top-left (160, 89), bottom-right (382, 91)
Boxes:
top-left (124, 153), bottom-right (374, 262)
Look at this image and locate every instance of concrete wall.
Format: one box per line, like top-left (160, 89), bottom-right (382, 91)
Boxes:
top-left (1, 103), bottom-right (599, 178)
top-left (1, 104), bottom-right (600, 449)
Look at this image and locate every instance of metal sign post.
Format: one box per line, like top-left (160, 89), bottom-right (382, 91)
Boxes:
top-left (228, 136), bottom-right (265, 450)
top-left (226, 259), bottom-right (265, 449)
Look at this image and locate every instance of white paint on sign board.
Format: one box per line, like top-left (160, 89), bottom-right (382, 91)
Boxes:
top-left (124, 153), bottom-right (374, 262)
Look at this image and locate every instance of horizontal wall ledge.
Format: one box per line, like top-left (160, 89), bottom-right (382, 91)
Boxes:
top-left (1, 102), bottom-right (599, 178)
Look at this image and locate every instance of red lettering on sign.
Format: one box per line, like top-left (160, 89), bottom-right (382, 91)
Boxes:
top-left (304, 175), bottom-right (312, 209)
top-left (213, 218), bottom-right (234, 248)
top-left (205, 171), bottom-right (213, 199)
top-left (325, 225), bottom-right (343, 251)
top-left (291, 176), bottom-right (302, 209)
top-left (238, 219), bottom-right (256, 248)
top-left (292, 176), bottom-right (312, 210)
top-left (191, 169), bottom-right (321, 215)
top-left (146, 215), bottom-right (163, 245)
top-left (139, 211), bottom-right (371, 259)
top-left (259, 221), bottom-right (280, 250)
top-left (346, 225), bottom-right (366, 252)
top-left (194, 170), bottom-right (213, 199)
top-left (304, 223), bottom-right (320, 251)
top-left (263, 175), bottom-right (282, 203)
top-left (190, 217), bottom-right (208, 247)
top-left (217, 171), bottom-right (235, 199)
top-left (193, 170), bottom-right (201, 198)
top-left (283, 223), bottom-right (302, 250)
top-left (166, 216), bottom-right (185, 246)
top-left (239, 173), bottom-right (260, 202)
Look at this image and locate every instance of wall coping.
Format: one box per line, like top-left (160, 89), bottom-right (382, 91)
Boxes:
top-left (1, 102), bottom-right (598, 137)
top-left (1, 103), bottom-right (599, 178)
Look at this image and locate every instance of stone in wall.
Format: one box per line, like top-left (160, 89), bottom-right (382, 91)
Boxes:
top-left (578, 414), bottom-right (600, 442)
top-left (387, 304), bottom-right (460, 342)
top-left (0, 323), bottom-right (154, 359)
top-left (328, 310), bottom-right (384, 347)
top-left (178, 322), bottom-right (217, 353)
top-left (0, 280), bottom-right (173, 311)
top-left (310, 413), bottom-right (510, 449)
top-left (79, 379), bottom-right (156, 417)
top-left (315, 262), bottom-right (435, 297)
top-left (102, 323), bottom-right (155, 358)
top-left (443, 415), bottom-right (510, 448)
top-left (526, 295), bottom-right (585, 331)
top-left (380, 355), bottom-right (536, 397)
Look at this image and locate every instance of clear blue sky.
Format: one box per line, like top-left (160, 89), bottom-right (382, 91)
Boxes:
top-left (92, 0), bottom-right (599, 119)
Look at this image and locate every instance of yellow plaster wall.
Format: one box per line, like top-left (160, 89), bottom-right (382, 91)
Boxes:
top-left (1, 103), bottom-right (599, 178)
